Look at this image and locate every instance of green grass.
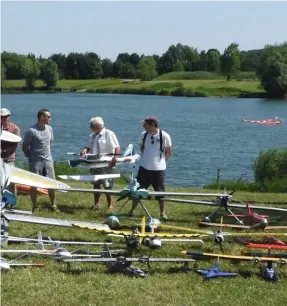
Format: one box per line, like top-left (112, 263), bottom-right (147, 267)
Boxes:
top-left (2, 78), bottom-right (265, 98)
top-left (2, 184), bottom-right (287, 306)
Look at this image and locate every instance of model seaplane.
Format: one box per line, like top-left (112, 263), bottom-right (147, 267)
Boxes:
top-left (66, 144), bottom-right (140, 170)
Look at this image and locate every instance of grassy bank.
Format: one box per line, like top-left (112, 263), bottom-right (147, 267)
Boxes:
top-left (2, 77), bottom-right (265, 98)
top-left (1, 183), bottom-right (287, 306)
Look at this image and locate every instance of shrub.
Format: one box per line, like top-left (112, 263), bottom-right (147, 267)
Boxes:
top-left (252, 149), bottom-right (287, 183)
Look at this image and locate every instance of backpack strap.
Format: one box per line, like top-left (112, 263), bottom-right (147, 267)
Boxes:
top-left (159, 129), bottom-right (164, 158)
top-left (142, 131), bottom-right (148, 151)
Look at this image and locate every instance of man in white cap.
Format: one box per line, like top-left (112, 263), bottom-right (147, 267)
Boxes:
top-left (81, 117), bottom-right (120, 211)
top-left (128, 116), bottom-right (172, 221)
top-left (1, 108), bottom-right (21, 196)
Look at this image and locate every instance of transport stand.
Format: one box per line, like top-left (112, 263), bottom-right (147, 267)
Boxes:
top-left (115, 197), bottom-right (153, 220)
top-left (164, 195), bottom-right (244, 224)
top-left (203, 196), bottom-right (244, 224)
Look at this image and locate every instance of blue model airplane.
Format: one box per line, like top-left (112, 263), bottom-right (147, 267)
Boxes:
top-left (196, 262), bottom-right (239, 280)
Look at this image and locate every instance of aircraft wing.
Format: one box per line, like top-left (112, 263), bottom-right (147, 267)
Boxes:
top-left (181, 251), bottom-right (287, 263)
top-left (10, 166), bottom-right (71, 190)
top-left (72, 223), bottom-right (205, 238)
top-left (58, 174), bottom-right (120, 182)
top-left (50, 187), bottom-right (122, 194)
top-left (63, 257), bottom-right (195, 263)
top-left (164, 198), bottom-right (287, 212)
top-left (48, 187), bottom-right (233, 199)
top-left (0, 250), bottom-right (54, 254)
top-left (4, 213), bottom-right (110, 231)
top-left (196, 269), bottom-right (238, 278)
top-left (2, 208), bottom-right (32, 215)
top-left (8, 263), bottom-right (45, 267)
top-left (246, 244), bottom-right (287, 250)
top-left (150, 192), bottom-right (232, 198)
top-left (199, 221), bottom-right (287, 230)
top-left (5, 236), bottom-right (112, 246)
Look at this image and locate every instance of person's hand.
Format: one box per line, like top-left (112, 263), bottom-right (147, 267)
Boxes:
top-left (108, 157), bottom-right (117, 168)
top-left (80, 149), bottom-right (88, 156)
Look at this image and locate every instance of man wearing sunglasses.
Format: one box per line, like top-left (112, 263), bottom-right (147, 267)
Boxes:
top-left (81, 117), bottom-right (120, 211)
top-left (1, 108), bottom-right (21, 196)
top-left (128, 116), bottom-right (172, 221)
top-left (22, 109), bottom-right (58, 213)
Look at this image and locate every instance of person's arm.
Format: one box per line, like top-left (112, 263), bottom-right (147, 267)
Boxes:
top-left (139, 134), bottom-right (144, 154)
top-left (22, 129), bottom-right (32, 159)
top-left (164, 133), bottom-right (172, 161)
top-left (108, 132), bottom-right (120, 167)
top-left (81, 135), bottom-right (92, 155)
top-left (50, 126), bottom-right (54, 146)
top-left (165, 146), bottom-right (172, 161)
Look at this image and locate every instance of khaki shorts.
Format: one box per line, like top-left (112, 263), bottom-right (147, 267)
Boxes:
top-left (89, 167), bottom-right (115, 189)
top-left (29, 160), bottom-right (56, 179)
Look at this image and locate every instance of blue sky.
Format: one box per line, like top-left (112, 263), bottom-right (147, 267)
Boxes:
top-left (1, 1), bottom-right (287, 60)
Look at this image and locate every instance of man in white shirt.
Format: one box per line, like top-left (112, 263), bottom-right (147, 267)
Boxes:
top-left (81, 117), bottom-right (120, 211)
top-left (128, 116), bottom-right (172, 221)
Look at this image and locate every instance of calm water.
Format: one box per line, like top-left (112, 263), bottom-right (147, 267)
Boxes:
top-left (1, 93), bottom-right (287, 187)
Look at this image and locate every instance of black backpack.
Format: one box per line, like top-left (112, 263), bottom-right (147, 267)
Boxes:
top-left (142, 130), bottom-right (164, 158)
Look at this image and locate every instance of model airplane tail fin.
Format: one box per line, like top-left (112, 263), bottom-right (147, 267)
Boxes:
top-left (37, 232), bottom-right (45, 250)
top-left (123, 144), bottom-right (134, 157)
top-left (47, 235), bottom-right (61, 249)
top-left (246, 202), bottom-right (251, 214)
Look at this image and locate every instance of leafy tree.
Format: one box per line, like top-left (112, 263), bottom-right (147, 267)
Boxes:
top-left (21, 57), bottom-right (41, 88)
top-left (1, 52), bottom-right (26, 79)
top-left (1, 62), bottom-right (6, 88)
top-left (221, 43), bottom-right (241, 80)
top-left (240, 49), bottom-right (263, 71)
top-left (257, 43), bottom-right (287, 98)
top-left (138, 56), bottom-right (157, 80)
top-left (41, 59), bottom-right (58, 88)
top-left (49, 53), bottom-right (67, 79)
top-left (102, 58), bottom-right (114, 78)
top-left (173, 61), bottom-right (184, 72)
top-left (206, 49), bottom-right (220, 72)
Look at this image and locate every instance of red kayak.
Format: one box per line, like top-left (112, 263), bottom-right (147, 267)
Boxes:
top-left (16, 184), bottom-right (49, 195)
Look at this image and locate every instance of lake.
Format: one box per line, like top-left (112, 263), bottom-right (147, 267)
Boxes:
top-left (1, 93), bottom-right (286, 187)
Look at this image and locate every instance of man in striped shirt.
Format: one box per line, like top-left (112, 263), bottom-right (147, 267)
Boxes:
top-left (1, 108), bottom-right (21, 196)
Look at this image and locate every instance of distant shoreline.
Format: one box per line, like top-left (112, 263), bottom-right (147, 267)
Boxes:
top-left (1, 78), bottom-right (267, 98)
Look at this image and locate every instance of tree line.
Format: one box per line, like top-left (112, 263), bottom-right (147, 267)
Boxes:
top-left (1, 42), bottom-right (287, 98)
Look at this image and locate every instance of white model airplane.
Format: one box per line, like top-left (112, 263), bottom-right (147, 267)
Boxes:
top-left (0, 232), bottom-right (103, 261)
top-left (58, 174), bottom-right (121, 182)
top-left (67, 144), bottom-right (141, 170)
